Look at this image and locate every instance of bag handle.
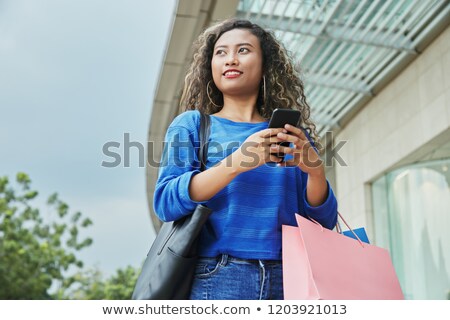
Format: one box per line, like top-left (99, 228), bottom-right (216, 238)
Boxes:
top-left (198, 112), bottom-right (211, 172)
top-left (307, 213), bottom-right (365, 248)
top-left (337, 212), bottom-right (365, 248)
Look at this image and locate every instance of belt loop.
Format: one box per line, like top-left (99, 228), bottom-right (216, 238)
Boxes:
top-left (219, 254), bottom-right (229, 266)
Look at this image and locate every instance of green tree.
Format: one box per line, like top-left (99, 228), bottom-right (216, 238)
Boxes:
top-left (0, 172), bottom-right (93, 299)
top-left (59, 265), bottom-right (140, 300)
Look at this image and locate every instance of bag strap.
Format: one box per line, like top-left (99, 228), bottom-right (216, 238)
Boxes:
top-left (336, 212), bottom-right (365, 248)
top-left (198, 112), bottom-right (211, 172)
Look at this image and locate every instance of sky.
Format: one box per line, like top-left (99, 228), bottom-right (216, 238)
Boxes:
top-left (0, 0), bottom-right (177, 276)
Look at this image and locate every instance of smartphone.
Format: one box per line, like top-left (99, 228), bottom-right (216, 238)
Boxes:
top-left (268, 108), bottom-right (301, 160)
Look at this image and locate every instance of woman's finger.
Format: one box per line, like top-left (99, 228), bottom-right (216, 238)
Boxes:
top-left (264, 136), bottom-right (286, 145)
top-left (270, 144), bottom-right (295, 154)
top-left (261, 128), bottom-right (286, 138)
top-left (268, 154), bottom-right (283, 163)
top-left (276, 159), bottom-right (300, 167)
top-left (276, 132), bottom-right (308, 146)
top-left (284, 124), bottom-right (307, 140)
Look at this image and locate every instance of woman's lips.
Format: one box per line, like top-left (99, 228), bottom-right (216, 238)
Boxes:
top-left (223, 71), bottom-right (243, 79)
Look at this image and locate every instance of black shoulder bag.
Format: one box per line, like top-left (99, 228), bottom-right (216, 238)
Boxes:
top-left (132, 113), bottom-right (212, 300)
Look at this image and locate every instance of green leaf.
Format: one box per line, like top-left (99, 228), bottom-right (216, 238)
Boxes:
top-left (71, 211), bottom-right (82, 223)
top-left (57, 202), bottom-right (69, 218)
top-left (69, 226), bottom-right (78, 238)
top-left (81, 218), bottom-right (93, 228)
top-left (24, 191), bottom-right (38, 200)
top-left (47, 193), bottom-right (58, 205)
top-left (16, 172), bottom-right (31, 187)
top-left (76, 238), bottom-right (93, 250)
top-left (0, 176), bottom-right (9, 193)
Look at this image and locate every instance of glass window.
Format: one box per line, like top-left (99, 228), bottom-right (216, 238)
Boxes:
top-left (372, 159), bottom-right (450, 299)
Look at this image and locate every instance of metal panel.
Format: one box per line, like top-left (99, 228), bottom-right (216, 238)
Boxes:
top-left (235, 0), bottom-right (449, 138)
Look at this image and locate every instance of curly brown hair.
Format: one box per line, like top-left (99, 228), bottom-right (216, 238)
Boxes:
top-left (180, 18), bottom-right (320, 149)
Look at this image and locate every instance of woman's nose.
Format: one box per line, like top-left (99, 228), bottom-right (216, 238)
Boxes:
top-left (225, 54), bottom-right (238, 66)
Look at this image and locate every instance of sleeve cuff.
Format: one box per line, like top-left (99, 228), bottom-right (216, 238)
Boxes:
top-left (178, 170), bottom-right (208, 212)
top-left (303, 181), bottom-right (337, 220)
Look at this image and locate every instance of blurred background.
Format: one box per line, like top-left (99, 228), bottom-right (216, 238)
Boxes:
top-left (0, 0), bottom-right (177, 299)
top-left (1, 0), bottom-right (449, 299)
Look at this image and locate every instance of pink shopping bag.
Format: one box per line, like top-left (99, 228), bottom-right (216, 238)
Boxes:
top-left (282, 214), bottom-right (404, 300)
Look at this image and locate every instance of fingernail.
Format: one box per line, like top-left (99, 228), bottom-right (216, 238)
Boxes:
top-left (282, 129), bottom-right (288, 133)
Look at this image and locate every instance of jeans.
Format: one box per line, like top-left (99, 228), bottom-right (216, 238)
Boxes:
top-left (189, 254), bottom-right (284, 300)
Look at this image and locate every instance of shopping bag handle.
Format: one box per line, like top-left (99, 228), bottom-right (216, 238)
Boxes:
top-left (304, 213), bottom-right (365, 248)
top-left (336, 212), bottom-right (365, 248)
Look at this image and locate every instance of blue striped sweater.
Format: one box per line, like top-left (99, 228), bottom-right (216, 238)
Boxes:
top-left (153, 110), bottom-right (338, 260)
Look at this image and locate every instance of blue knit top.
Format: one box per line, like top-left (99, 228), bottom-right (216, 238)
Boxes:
top-left (153, 110), bottom-right (338, 260)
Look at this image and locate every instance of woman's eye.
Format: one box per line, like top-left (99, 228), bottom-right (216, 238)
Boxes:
top-left (215, 49), bottom-right (225, 55)
top-left (239, 47), bottom-right (249, 53)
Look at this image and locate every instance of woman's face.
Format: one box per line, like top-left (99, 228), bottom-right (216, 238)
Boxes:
top-left (211, 28), bottom-right (263, 98)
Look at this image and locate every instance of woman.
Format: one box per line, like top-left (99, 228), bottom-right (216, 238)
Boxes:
top-left (153, 18), bottom-right (338, 300)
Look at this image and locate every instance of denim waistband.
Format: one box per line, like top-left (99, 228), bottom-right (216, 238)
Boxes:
top-left (198, 254), bottom-right (281, 266)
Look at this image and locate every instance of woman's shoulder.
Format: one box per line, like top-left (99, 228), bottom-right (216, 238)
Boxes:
top-left (168, 110), bottom-right (201, 132)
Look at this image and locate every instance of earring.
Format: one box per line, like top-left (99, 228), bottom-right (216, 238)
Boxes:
top-left (262, 75), bottom-right (267, 108)
top-left (207, 80), bottom-right (221, 108)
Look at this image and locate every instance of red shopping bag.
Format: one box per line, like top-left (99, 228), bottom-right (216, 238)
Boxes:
top-left (282, 214), bottom-right (404, 300)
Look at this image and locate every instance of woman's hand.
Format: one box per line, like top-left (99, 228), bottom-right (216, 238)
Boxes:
top-left (229, 128), bottom-right (286, 173)
top-left (273, 124), bottom-right (328, 206)
top-left (272, 124), bottom-right (324, 177)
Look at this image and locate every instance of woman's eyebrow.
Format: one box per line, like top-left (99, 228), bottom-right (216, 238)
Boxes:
top-left (214, 42), bottom-right (255, 49)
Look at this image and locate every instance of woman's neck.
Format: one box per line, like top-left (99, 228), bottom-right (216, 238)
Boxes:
top-left (214, 95), bottom-right (265, 123)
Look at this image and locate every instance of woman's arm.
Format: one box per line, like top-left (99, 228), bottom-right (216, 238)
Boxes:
top-left (154, 116), bottom-right (285, 220)
top-left (190, 140), bottom-right (329, 205)
top-left (189, 127), bottom-right (286, 201)
top-left (188, 157), bottom-right (240, 202)
top-left (305, 166), bottom-right (328, 207)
